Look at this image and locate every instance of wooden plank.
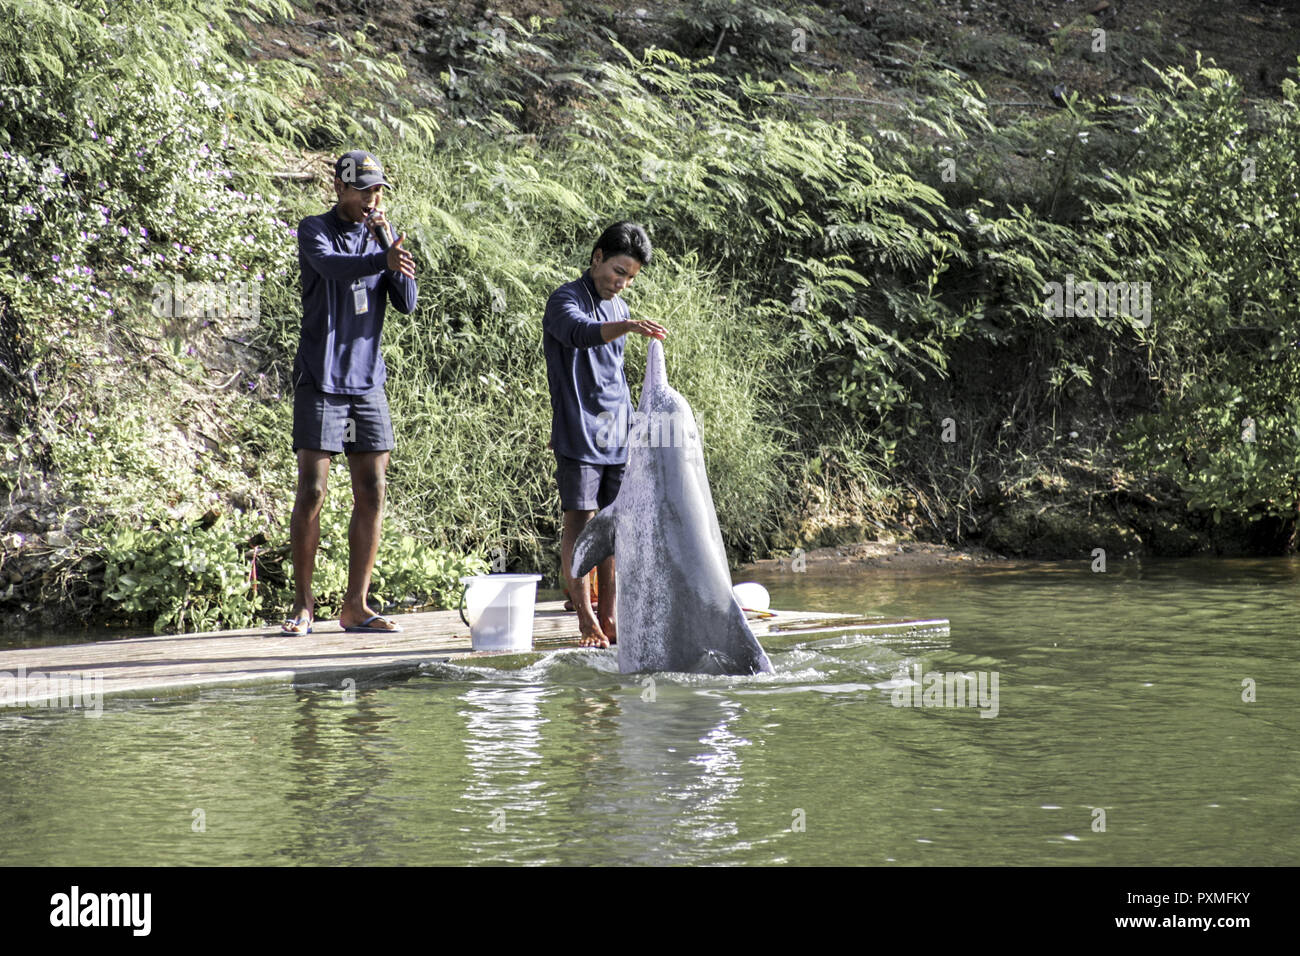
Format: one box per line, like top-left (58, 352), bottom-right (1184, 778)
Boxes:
top-left (0, 602), bottom-right (948, 710)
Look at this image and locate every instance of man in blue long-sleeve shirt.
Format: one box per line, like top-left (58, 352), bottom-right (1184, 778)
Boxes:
top-left (282, 150), bottom-right (417, 636)
top-left (543, 221), bottom-right (667, 647)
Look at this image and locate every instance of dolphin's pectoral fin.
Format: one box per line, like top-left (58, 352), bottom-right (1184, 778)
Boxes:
top-left (572, 507), bottom-right (618, 579)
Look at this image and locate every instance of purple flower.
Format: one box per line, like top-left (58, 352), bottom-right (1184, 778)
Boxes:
top-left (52, 254), bottom-right (60, 262)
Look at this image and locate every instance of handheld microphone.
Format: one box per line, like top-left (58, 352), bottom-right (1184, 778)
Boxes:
top-left (365, 208), bottom-right (392, 250)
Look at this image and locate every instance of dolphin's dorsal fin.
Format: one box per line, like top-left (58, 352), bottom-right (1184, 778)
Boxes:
top-left (572, 506), bottom-right (618, 579)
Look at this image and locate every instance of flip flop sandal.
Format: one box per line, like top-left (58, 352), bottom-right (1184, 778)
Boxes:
top-left (281, 615), bottom-right (313, 636)
top-left (343, 614), bottom-right (403, 634)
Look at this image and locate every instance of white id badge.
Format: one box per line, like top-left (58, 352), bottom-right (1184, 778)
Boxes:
top-left (352, 280), bottom-right (367, 315)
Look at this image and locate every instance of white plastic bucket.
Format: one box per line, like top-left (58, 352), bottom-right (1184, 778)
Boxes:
top-left (459, 573), bottom-right (543, 651)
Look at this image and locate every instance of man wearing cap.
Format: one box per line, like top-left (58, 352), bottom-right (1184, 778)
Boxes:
top-left (282, 150), bottom-right (417, 636)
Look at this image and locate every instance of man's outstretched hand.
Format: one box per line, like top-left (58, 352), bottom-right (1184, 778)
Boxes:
top-left (630, 319), bottom-right (667, 340)
top-left (386, 235), bottom-right (415, 278)
top-left (602, 318), bottom-right (667, 342)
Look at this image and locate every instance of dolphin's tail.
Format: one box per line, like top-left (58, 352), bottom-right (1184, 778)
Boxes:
top-left (572, 506), bottom-right (618, 579)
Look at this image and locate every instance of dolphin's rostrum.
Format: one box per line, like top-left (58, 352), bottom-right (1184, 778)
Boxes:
top-left (572, 339), bottom-right (775, 675)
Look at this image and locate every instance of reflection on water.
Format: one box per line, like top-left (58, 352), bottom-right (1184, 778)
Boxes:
top-left (0, 557), bottom-right (1297, 865)
top-left (458, 684), bottom-right (550, 862)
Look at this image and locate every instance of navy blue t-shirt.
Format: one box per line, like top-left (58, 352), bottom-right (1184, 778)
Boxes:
top-left (542, 271), bottom-right (632, 465)
top-left (295, 205), bottom-right (418, 395)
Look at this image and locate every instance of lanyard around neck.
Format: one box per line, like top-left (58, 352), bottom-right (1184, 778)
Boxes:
top-left (582, 278), bottom-right (627, 324)
top-left (581, 279), bottom-right (601, 324)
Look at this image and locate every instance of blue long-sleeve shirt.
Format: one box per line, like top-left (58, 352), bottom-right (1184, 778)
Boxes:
top-left (295, 205), bottom-right (417, 394)
top-left (542, 271), bottom-right (632, 465)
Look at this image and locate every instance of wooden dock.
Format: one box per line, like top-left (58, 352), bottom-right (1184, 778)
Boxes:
top-left (0, 602), bottom-right (949, 710)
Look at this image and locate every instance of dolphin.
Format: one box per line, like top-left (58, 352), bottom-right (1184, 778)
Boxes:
top-left (571, 339), bottom-right (774, 676)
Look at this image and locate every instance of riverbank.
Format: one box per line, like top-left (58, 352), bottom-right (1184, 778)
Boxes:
top-left (743, 539), bottom-right (1009, 576)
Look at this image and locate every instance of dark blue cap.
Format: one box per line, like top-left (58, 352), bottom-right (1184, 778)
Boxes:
top-left (334, 150), bottom-right (392, 189)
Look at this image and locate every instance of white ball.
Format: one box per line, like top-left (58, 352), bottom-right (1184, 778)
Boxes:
top-left (732, 581), bottom-right (771, 611)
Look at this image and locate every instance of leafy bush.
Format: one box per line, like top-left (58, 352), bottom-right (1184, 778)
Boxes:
top-left (86, 469), bottom-right (490, 634)
top-left (1110, 62), bottom-right (1300, 538)
top-left (88, 508), bottom-right (271, 634)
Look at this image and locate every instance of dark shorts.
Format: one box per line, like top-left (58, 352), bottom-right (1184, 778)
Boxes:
top-left (555, 453), bottom-right (624, 512)
top-left (293, 382), bottom-right (395, 455)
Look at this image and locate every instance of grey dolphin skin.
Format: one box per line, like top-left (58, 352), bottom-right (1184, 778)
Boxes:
top-left (572, 339), bottom-right (774, 676)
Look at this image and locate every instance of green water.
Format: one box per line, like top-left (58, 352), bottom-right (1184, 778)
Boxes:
top-left (1, 558), bottom-right (1296, 865)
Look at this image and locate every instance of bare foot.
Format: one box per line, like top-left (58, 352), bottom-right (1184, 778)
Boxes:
top-left (578, 621), bottom-right (609, 649)
top-left (598, 615), bottom-right (617, 645)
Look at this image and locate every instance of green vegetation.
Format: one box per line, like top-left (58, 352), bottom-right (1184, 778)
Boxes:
top-left (1115, 63), bottom-right (1300, 534)
top-left (1, 0), bottom-right (1297, 632)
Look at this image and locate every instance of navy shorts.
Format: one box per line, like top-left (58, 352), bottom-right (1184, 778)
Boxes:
top-left (555, 453), bottom-right (624, 511)
top-left (293, 382), bottom-right (395, 454)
